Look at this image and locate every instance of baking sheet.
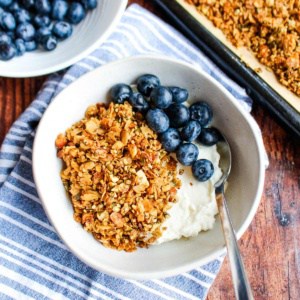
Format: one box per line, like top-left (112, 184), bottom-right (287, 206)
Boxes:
top-left (153, 0), bottom-right (300, 137)
top-left (176, 0), bottom-right (300, 113)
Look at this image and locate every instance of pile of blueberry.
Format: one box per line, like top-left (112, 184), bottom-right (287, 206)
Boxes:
top-left (110, 74), bottom-right (221, 182)
top-left (0, 0), bottom-right (97, 61)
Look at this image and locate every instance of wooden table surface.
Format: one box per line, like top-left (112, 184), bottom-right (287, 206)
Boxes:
top-left (0, 1), bottom-right (299, 299)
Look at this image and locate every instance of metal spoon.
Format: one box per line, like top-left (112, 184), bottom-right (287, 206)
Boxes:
top-left (215, 133), bottom-right (254, 300)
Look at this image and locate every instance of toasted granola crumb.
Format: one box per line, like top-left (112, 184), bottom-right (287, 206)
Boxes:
top-left (56, 102), bottom-right (181, 252)
top-left (186, 0), bottom-right (300, 96)
top-left (254, 67), bottom-right (262, 73)
top-left (179, 169), bottom-right (184, 175)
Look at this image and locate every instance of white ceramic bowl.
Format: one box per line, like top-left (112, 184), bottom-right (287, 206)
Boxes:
top-left (33, 55), bottom-right (266, 280)
top-left (0, 0), bottom-right (127, 77)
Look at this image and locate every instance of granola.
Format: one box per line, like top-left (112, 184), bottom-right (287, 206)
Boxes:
top-left (186, 0), bottom-right (300, 96)
top-left (55, 102), bottom-right (181, 252)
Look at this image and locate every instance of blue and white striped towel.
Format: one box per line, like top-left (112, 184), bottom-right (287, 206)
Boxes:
top-left (0, 4), bottom-right (254, 300)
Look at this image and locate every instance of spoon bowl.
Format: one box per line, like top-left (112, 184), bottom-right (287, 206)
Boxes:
top-left (215, 131), bottom-right (254, 300)
top-left (215, 135), bottom-right (232, 189)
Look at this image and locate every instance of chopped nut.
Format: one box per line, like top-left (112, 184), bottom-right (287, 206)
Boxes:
top-left (121, 130), bottom-right (130, 145)
top-left (55, 134), bottom-right (67, 149)
top-left (109, 174), bottom-right (119, 183)
top-left (142, 199), bottom-right (153, 212)
top-left (137, 214), bottom-right (145, 222)
top-left (110, 212), bottom-right (124, 228)
top-left (112, 141), bottom-right (124, 150)
top-left (133, 170), bottom-right (149, 193)
top-left (128, 143), bottom-right (138, 158)
top-left (82, 191), bottom-right (100, 201)
top-left (85, 119), bottom-right (99, 134)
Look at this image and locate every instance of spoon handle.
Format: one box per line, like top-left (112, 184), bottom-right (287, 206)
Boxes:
top-left (216, 185), bottom-right (254, 300)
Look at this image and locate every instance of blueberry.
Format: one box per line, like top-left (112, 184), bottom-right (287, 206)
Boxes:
top-left (160, 128), bottom-right (181, 152)
top-left (35, 0), bottom-right (51, 15)
top-left (21, 0), bottom-right (34, 9)
top-left (166, 103), bottom-right (190, 128)
top-left (36, 26), bottom-right (51, 43)
top-left (42, 35), bottom-right (57, 51)
top-left (24, 40), bottom-right (37, 51)
top-left (181, 120), bottom-right (201, 142)
top-left (0, 12), bottom-right (16, 31)
top-left (52, 0), bottom-right (68, 20)
top-left (15, 38), bottom-right (26, 56)
top-left (34, 15), bottom-right (51, 28)
top-left (168, 86), bottom-right (188, 103)
top-left (0, 32), bottom-right (11, 43)
top-left (8, 2), bottom-right (20, 12)
top-left (198, 127), bottom-right (220, 146)
top-left (189, 101), bottom-right (213, 127)
top-left (16, 23), bottom-right (35, 41)
top-left (53, 21), bottom-right (72, 40)
top-left (0, 41), bottom-right (15, 60)
top-left (110, 83), bottom-right (132, 104)
top-left (176, 143), bottom-right (199, 166)
top-left (6, 30), bottom-right (14, 39)
top-left (15, 37), bottom-right (25, 51)
top-left (129, 92), bottom-right (149, 113)
top-left (192, 159), bottom-right (214, 182)
top-left (0, 0), bottom-right (13, 7)
top-left (150, 86), bottom-right (172, 109)
top-left (14, 9), bottom-right (31, 24)
top-left (137, 74), bottom-right (160, 97)
top-left (67, 2), bottom-right (85, 24)
top-left (81, 0), bottom-right (97, 10)
top-left (146, 109), bottom-right (169, 133)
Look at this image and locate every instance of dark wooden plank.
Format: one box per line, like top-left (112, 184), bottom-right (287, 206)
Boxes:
top-left (0, 1), bottom-right (299, 298)
top-left (208, 103), bottom-right (300, 299)
top-left (0, 77), bottom-right (45, 143)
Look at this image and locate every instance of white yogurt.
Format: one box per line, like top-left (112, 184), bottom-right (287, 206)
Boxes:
top-left (156, 143), bottom-right (222, 244)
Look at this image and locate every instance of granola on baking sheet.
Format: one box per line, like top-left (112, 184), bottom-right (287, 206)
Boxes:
top-left (186, 0), bottom-right (300, 96)
top-left (55, 102), bottom-right (181, 252)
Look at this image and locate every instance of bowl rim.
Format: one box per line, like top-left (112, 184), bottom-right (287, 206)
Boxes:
top-left (33, 54), bottom-right (266, 280)
top-left (0, 0), bottom-right (128, 78)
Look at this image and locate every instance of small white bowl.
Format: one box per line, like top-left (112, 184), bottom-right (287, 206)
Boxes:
top-left (0, 0), bottom-right (127, 78)
top-left (33, 55), bottom-right (266, 280)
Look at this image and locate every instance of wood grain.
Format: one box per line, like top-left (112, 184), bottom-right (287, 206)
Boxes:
top-left (0, 1), bottom-right (299, 299)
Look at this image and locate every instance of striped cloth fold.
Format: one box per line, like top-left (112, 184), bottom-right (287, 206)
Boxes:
top-left (0, 4), bottom-right (253, 300)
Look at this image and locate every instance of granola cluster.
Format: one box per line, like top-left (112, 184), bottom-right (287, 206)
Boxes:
top-left (186, 0), bottom-right (300, 96)
top-left (55, 102), bottom-right (181, 252)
